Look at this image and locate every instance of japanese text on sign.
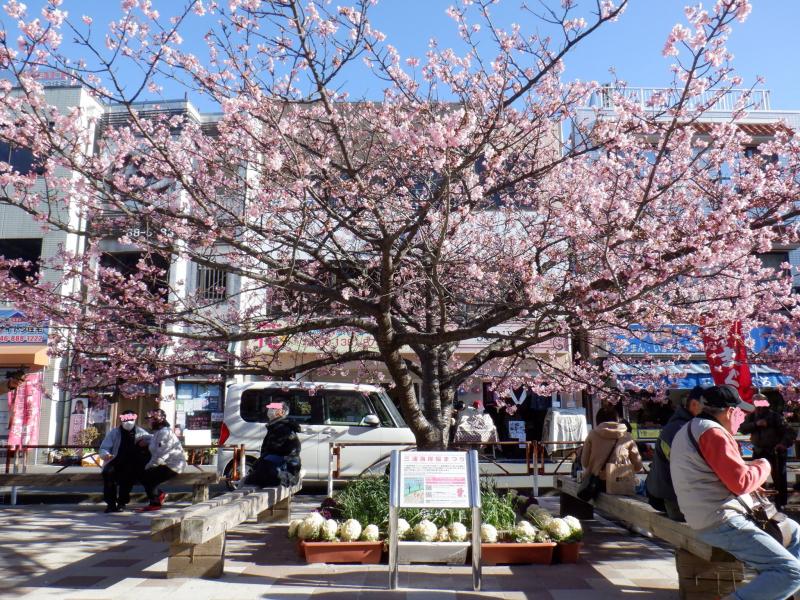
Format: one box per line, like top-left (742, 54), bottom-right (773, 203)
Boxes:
top-left (399, 451), bottom-right (470, 508)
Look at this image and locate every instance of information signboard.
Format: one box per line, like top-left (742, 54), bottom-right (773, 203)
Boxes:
top-left (399, 451), bottom-right (469, 508)
top-left (389, 449), bottom-right (481, 591)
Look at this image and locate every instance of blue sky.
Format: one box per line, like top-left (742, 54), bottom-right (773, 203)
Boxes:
top-left (5, 1), bottom-right (800, 111)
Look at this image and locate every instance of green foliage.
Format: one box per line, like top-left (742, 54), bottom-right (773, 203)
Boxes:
top-left (332, 475), bottom-right (518, 535)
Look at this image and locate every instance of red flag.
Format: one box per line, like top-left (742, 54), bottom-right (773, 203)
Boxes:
top-left (702, 321), bottom-right (754, 406)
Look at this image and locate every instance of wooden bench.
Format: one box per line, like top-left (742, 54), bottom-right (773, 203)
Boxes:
top-left (556, 476), bottom-right (747, 600)
top-left (150, 481), bottom-right (301, 578)
top-left (0, 470), bottom-right (219, 504)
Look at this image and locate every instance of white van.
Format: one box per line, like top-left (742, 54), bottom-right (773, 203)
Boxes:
top-left (217, 381), bottom-right (416, 487)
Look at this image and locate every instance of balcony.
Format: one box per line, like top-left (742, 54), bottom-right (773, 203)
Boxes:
top-left (587, 87), bottom-right (771, 113)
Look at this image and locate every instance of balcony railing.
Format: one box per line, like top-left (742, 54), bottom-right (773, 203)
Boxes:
top-left (587, 87), bottom-right (771, 112)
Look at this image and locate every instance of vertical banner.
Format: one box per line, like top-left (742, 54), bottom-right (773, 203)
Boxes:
top-left (702, 321), bottom-right (754, 406)
top-left (7, 372), bottom-right (43, 446)
top-left (67, 398), bottom-right (88, 445)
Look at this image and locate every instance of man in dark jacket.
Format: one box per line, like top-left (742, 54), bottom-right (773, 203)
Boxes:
top-left (740, 394), bottom-right (796, 509)
top-left (645, 386), bottom-right (704, 521)
top-left (98, 410), bottom-right (150, 513)
top-left (245, 401), bottom-right (302, 487)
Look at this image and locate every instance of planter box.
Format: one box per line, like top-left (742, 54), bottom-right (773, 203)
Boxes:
top-left (555, 541), bottom-right (582, 564)
top-left (481, 542), bottom-right (556, 565)
top-left (397, 541), bottom-right (469, 565)
top-left (299, 540), bottom-right (383, 564)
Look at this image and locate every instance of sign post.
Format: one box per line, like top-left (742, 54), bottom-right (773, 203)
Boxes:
top-left (388, 449), bottom-right (482, 591)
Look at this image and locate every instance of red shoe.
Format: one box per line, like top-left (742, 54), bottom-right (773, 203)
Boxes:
top-left (158, 491), bottom-right (167, 505)
top-left (136, 504), bottom-right (163, 513)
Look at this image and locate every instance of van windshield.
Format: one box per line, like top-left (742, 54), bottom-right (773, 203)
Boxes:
top-left (370, 390), bottom-right (406, 427)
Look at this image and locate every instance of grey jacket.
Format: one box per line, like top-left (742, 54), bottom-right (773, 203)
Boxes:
top-left (145, 425), bottom-right (187, 473)
top-left (99, 426), bottom-right (151, 461)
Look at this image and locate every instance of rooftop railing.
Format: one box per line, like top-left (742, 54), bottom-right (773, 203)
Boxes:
top-left (588, 87), bottom-right (771, 112)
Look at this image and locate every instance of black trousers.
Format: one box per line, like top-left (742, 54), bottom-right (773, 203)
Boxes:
top-left (102, 460), bottom-right (140, 508)
top-left (753, 448), bottom-right (788, 508)
top-left (141, 465), bottom-right (178, 504)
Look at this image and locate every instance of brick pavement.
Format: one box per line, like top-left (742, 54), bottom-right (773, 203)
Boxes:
top-left (0, 496), bottom-right (679, 600)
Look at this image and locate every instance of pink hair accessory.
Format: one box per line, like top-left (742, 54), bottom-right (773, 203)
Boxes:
top-left (119, 413), bottom-right (137, 422)
top-left (265, 402), bottom-right (285, 409)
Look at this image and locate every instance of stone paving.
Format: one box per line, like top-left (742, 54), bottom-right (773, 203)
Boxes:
top-left (0, 495), bottom-right (679, 600)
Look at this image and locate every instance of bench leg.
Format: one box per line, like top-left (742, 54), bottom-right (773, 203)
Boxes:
top-left (167, 532), bottom-right (226, 578)
top-left (257, 495), bottom-right (292, 524)
top-left (675, 548), bottom-right (747, 599)
top-left (192, 484), bottom-right (209, 504)
top-left (560, 492), bottom-right (594, 520)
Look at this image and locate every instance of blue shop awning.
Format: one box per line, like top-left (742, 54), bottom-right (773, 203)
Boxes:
top-left (610, 361), bottom-right (794, 390)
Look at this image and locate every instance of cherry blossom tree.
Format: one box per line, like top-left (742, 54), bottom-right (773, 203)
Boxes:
top-left (0, 0), bottom-right (796, 448)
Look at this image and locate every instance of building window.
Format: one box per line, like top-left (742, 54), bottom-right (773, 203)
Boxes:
top-left (0, 238), bottom-right (42, 282)
top-left (0, 141), bottom-right (45, 175)
top-left (196, 265), bottom-right (227, 301)
top-left (757, 252), bottom-right (790, 279)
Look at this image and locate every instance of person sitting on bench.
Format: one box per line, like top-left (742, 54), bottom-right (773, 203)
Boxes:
top-left (98, 410), bottom-right (150, 513)
top-left (138, 408), bottom-right (187, 512)
top-left (246, 400), bottom-right (301, 488)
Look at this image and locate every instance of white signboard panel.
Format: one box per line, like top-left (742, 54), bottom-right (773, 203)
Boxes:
top-left (399, 451), bottom-right (469, 508)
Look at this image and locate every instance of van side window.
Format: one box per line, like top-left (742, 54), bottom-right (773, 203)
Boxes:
top-left (324, 392), bottom-right (372, 425)
top-left (240, 389), bottom-right (323, 424)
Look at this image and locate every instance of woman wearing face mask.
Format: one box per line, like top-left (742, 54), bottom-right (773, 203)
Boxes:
top-left (98, 410), bottom-right (151, 513)
top-left (139, 408), bottom-right (187, 512)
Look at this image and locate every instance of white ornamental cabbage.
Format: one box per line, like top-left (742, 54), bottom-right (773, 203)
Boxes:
top-left (361, 524), bottom-right (380, 542)
top-left (339, 519), bottom-right (362, 542)
top-left (480, 523), bottom-right (498, 543)
top-left (413, 519), bottom-right (438, 542)
top-left (298, 512), bottom-right (325, 540)
top-left (435, 526), bottom-right (451, 542)
top-left (546, 518), bottom-right (572, 542)
top-left (448, 522), bottom-right (468, 542)
top-left (534, 530), bottom-right (551, 543)
top-left (397, 518), bottom-right (411, 540)
top-left (512, 520), bottom-right (538, 543)
top-left (287, 519), bottom-right (303, 539)
top-left (321, 519), bottom-right (339, 541)
top-left (564, 515), bottom-right (582, 533)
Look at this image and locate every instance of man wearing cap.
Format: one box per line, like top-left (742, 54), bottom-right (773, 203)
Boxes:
top-left (671, 385), bottom-right (800, 600)
top-left (245, 401), bottom-right (302, 487)
top-left (645, 386), bottom-right (705, 521)
top-left (98, 410), bottom-right (151, 513)
top-left (740, 393), bottom-right (796, 510)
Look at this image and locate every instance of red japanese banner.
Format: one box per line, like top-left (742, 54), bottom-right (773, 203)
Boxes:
top-left (702, 321), bottom-right (754, 406)
top-left (7, 372), bottom-right (43, 446)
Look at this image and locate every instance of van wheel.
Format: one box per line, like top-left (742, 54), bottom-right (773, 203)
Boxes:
top-left (224, 456), bottom-right (256, 490)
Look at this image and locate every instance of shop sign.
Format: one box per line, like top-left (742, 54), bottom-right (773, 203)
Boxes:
top-left (398, 451), bottom-right (470, 508)
top-left (0, 309), bottom-right (48, 344)
top-left (7, 372), bottom-right (43, 446)
top-left (67, 398), bottom-right (88, 445)
top-left (507, 420), bottom-right (526, 449)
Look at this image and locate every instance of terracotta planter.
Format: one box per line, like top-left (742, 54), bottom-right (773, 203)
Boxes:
top-left (299, 540), bottom-right (383, 564)
top-left (481, 542), bottom-right (556, 565)
top-left (555, 541), bottom-right (582, 564)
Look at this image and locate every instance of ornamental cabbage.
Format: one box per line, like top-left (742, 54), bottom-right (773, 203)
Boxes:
top-left (361, 524), bottom-right (380, 542)
top-left (413, 519), bottom-right (438, 542)
top-left (339, 519), bottom-right (362, 542)
top-left (435, 526), bottom-right (451, 542)
top-left (564, 515), bottom-right (582, 533)
top-left (298, 513), bottom-right (325, 540)
top-left (448, 522), bottom-right (468, 542)
top-left (397, 518), bottom-right (411, 540)
top-left (480, 523), bottom-right (498, 543)
top-left (545, 518), bottom-right (572, 542)
top-left (512, 520), bottom-right (538, 543)
top-left (287, 519), bottom-right (303, 539)
top-left (321, 519), bottom-right (339, 541)
top-left (534, 530), bottom-right (551, 543)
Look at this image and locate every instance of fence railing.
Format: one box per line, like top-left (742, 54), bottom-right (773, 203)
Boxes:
top-left (588, 87), bottom-right (772, 112)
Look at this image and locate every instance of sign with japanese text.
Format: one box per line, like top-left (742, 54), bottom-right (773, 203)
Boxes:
top-left (399, 451), bottom-right (469, 508)
top-left (7, 372), bottom-right (43, 446)
top-left (703, 321), bottom-right (754, 405)
top-left (0, 309), bottom-right (48, 344)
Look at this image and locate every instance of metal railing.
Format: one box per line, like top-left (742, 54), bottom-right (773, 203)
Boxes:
top-left (588, 87), bottom-right (771, 112)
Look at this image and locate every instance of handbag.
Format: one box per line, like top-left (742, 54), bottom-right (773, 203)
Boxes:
top-left (604, 460), bottom-right (636, 496)
top-left (687, 424), bottom-right (793, 548)
top-left (577, 440), bottom-right (618, 502)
